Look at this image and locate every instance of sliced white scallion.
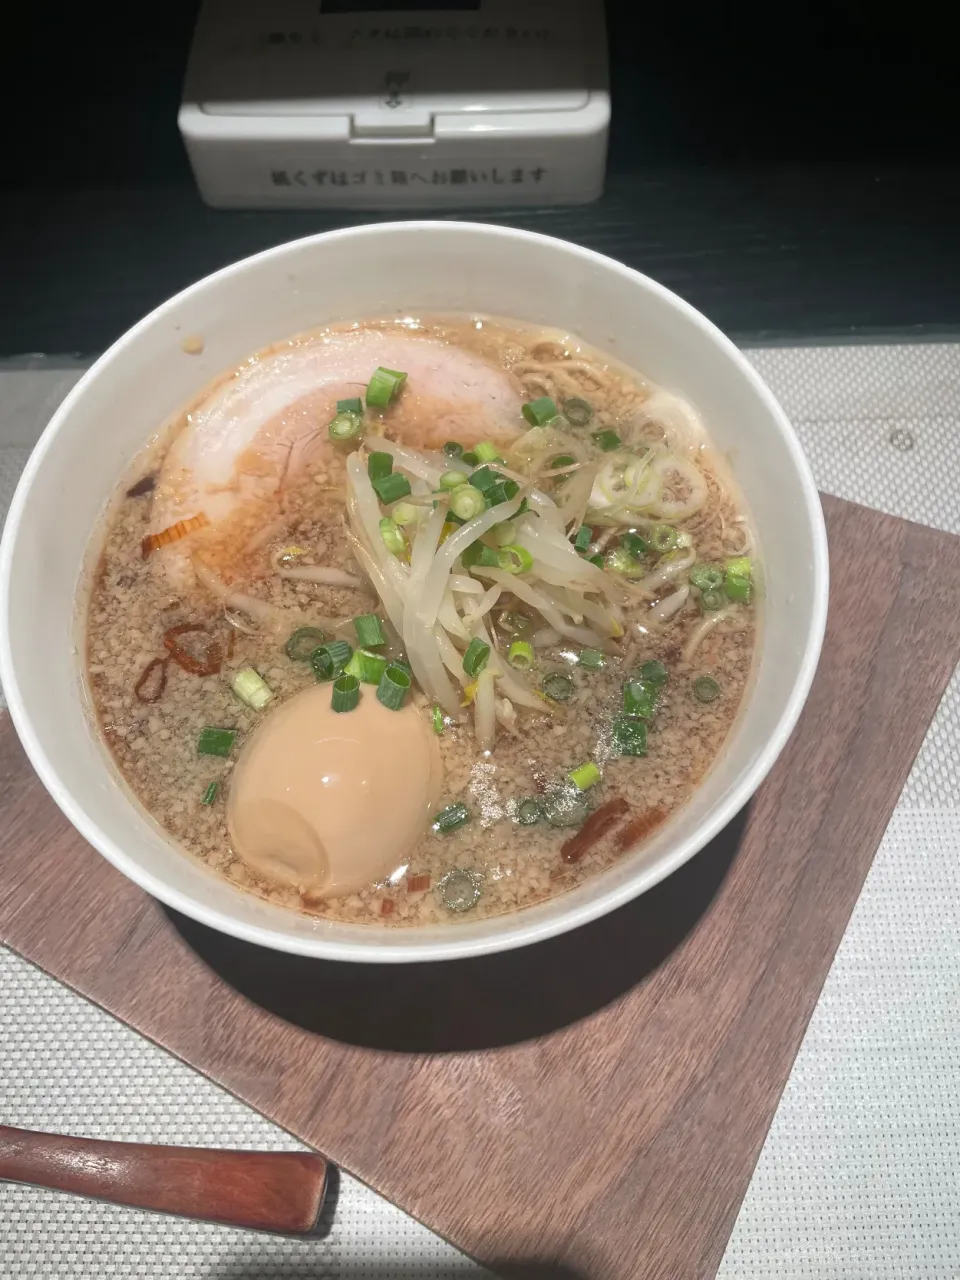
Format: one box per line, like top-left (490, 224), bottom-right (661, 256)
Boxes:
top-left (231, 667), bottom-right (274, 711)
top-left (587, 451), bottom-right (661, 526)
top-left (633, 389), bottom-right (709, 460)
top-left (647, 455), bottom-right (709, 521)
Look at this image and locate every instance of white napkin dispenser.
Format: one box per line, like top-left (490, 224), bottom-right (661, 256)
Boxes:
top-left (179, 0), bottom-right (609, 209)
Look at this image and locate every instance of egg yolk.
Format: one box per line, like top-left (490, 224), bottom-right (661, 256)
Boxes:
top-left (227, 686), bottom-right (442, 898)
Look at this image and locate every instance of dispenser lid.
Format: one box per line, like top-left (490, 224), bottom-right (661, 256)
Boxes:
top-left (187, 0), bottom-right (604, 129)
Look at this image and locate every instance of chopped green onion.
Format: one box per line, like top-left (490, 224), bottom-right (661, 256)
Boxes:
top-left (549, 454), bottom-right (577, 469)
top-left (372, 472), bottom-right (412, 504)
top-left (700, 589), bottom-right (724, 612)
top-left (690, 563), bottom-right (724, 592)
top-left (201, 781), bottom-right (219, 805)
top-left (620, 531), bottom-right (649, 557)
top-left (638, 659), bottom-right (668, 687)
top-left (508, 639), bottom-right (534, 670)
top-left (516, 797), bottom-right (542, 825)
top-left (231, 666), bottom-right (274, 711)
top-left (331, 672), bottom-right (360, 712)
top-left (311, 640), bottom-right (353, 682)
top-left (461, 450), bottom-right (479, 466)
top-left (623, 679), bottom-right (659, 720)
top-left (605, 547), bottom-right (643, 577)
top-left (197, 727), bottom-right (236, 758)
top-left (591, 429), bottom-right (621, 452)
top-left (568, 761), bottom-right (601, 791)
top-left (450, 485), bottom-right (486, 521)
top-left (574, 524), bottom-right (593, 553)
top-left (491, 519), bottom-right (516, 547)
top-left (328, 411), bottom-right (362, 442)
top-left (431, 704), bottom-right (444, 734)
top-left (432, 803), bottom-right (470, 835)
top-left (337, 396), bottom-right (363, 415)
top-left (344, 647), bottom-right (389, 685)
top-left (460, 540), bottom-right (500, 569)
top-left (443, 440), bottom-right (465, 459)
top-left (724, 573), bottom-right (753, 603)
top-left (484, 479), bottom-right (520, 507)
top-left (497, 544), bottom-right (533, 575)
top-left (541, 785), bottom-right (591, 827)
top-left (578, 648), bottom-right (606, 669)
top-left (649, 524), bottom-right (679, 553)
top-left (541, 671), bottom-right (574, 703)
top-left (367, 451), bottom-right (393, 482)
top-left (562, 396), bottom-right (594, 427)
top-left (377, 662), bottom-right (411, 710)
top-left (439, 469), bottom-right (468, 490)
top-left (693, 675), bottom-right (722, 703)
top-left (437, 867), bottom-right (481, 910)
top-left (353, 614), bottom-right (386, 647)
top-left (467, 465), bottom-right (500, 492)
top-left (724, 557), bottom-right (753, 602)
top-left (379, 516), bottom-right (407, 556)
top-left (473, 441), bottom-right (501, 463)
top-left (611, 715), bottom-right (648, 757)
top-left (588, 553), bottom-right (604, 568)
top-left (366, 366), bottom-right (407, 408)
top-left (391, 502), bottom-right (418, 527)
top-left (285, 626), bottom-right (327, 661)
top-left (463, 637), bottom-right (491, 677)
top-left (522, 396), bottom-right (558, 426)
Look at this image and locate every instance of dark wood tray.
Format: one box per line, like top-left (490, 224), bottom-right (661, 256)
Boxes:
top-left (2, 493), bottom-right (959, 1280)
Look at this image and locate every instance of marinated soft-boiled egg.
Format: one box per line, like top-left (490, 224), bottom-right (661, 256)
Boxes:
top-left (227, 686), bottom-right (442, 897)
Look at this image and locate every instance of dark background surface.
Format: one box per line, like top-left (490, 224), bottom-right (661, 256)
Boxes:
top-left (3, 1), bottom-right (958, 355)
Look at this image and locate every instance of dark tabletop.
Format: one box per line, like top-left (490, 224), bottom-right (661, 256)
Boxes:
top-left (4, 2), bottom-right (959, 355)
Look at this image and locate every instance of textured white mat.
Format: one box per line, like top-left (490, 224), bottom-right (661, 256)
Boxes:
top-left (1, 344), bottom-right (959, 1278)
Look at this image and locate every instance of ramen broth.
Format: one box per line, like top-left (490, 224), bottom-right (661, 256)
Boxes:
top-left (85, 316), bottom-right (757, 926)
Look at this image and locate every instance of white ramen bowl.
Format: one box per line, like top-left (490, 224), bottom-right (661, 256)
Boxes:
top-left (0, 223), bottom-right (828, 963)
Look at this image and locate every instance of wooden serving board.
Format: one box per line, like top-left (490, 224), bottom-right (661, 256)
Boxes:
top-left (2, 494), bottom-right (959, 1279)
